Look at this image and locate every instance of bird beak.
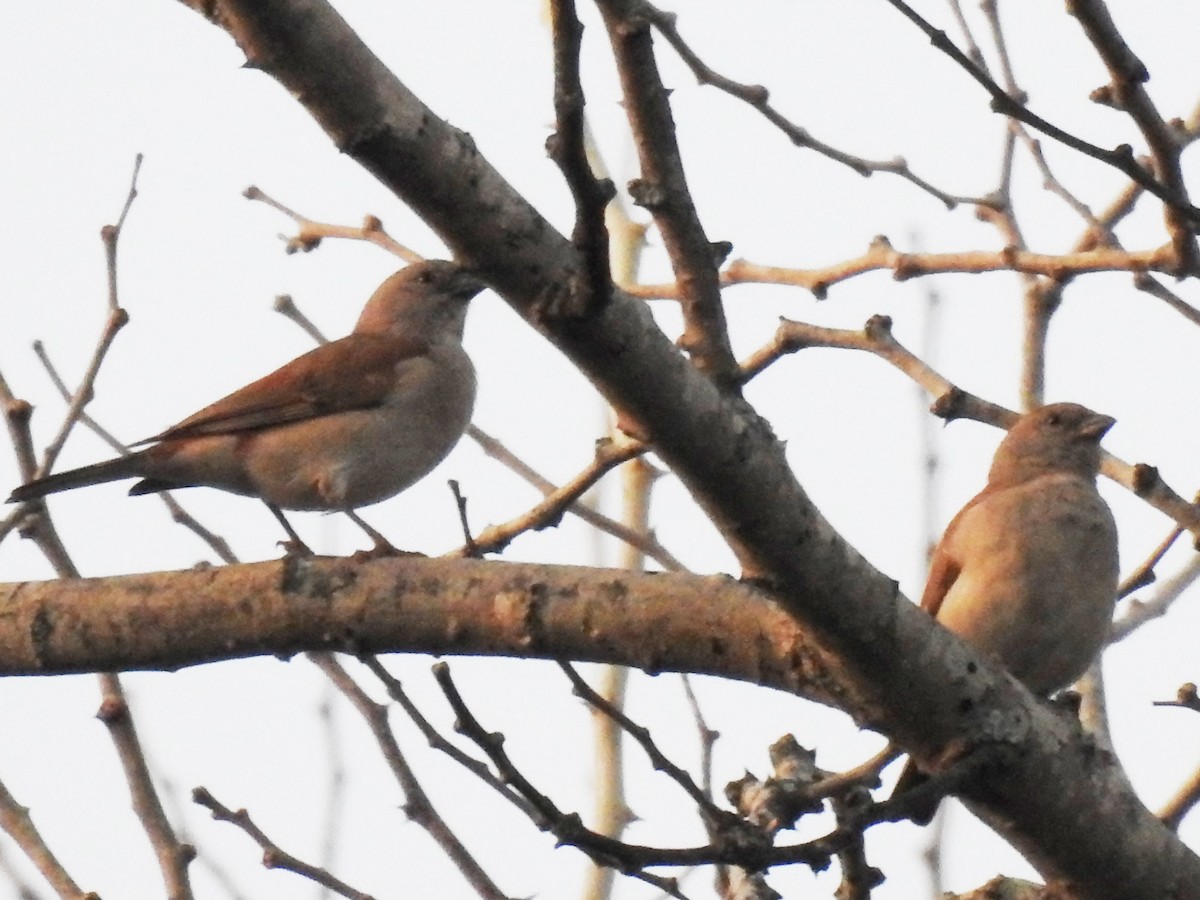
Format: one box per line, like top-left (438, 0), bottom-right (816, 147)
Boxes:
top-left (1079, 413), bottom-right (1116, 441)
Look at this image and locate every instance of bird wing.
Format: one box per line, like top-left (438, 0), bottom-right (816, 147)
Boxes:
top-left (919, 489), bottom-right (991, 616)
top-left (139, 333), bottom-right (429, 442)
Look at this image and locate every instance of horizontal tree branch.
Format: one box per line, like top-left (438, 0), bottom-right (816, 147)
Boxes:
top-left (0, 557), bottom-right (837, 700)
top-left (625, 238), bottom-right (1181, 301)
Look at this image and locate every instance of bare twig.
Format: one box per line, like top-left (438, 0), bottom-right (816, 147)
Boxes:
top-left (1116, 524), bottom-right (1184, 601)
top-left (595, 0), bottom-right (741, 392)
top-left (309, 653), bottom-right (511, 900)
top-left (640, 1), bottom-right (985, 210)
top-left (455, 436), bottom-right (646, 558)
top-left (740, 314), bottom-right (1200, 538)
top-left (192, 787), bottom-right (375, 900)
top-left (1134, 274), bottom-right (1200, 329)
top-left (652, 2), bottom-right (988, 210)
top-left (1067, 0), bottom-right (1199, 273)
top-left (434, 662), bottom-right (695, 898)
top-left (1159, 764), bottom-right (1200, 831)
top-left (358, 657), bottom-right (536, 817)
top-left (1111, 552), bottom-right (1200, 643)
top-left (0, 778), bottom-right (96, 900)
top-left (243, 186), bottom-right (420, 261)
top-left (626, 239), bottom-right (1180, 300)
top-left (97, 676), bottom-right (196, 899)
top-left (467, 425), bottom-right (683, 570)
top-left (1154, 684), bottom-right (1200, 713)
top-left (30, 342), bottom-right (238, 564)
top-left (21, 156), bottom-right (142, 482)
top-left (546, 0), bottom-right (614, 315)
top-left (883, 0), bottom-right (1200, 236)
top-left (558, 662), bottom-right (731, 824)
top-left (447, 479), bottom-right (481, 558)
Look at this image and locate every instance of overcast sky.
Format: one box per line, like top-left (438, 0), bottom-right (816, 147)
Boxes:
top-left (2, 2), bottom-right (1199, 898)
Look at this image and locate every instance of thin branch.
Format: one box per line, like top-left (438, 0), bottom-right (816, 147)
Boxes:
top-left (1154, 683), bottom-right (1200, 713)
top-left (558, 662), bottom-right (732, 825)
top-left (192, 787), bottom-right (375, 900)
top-left (1067, 0), bottom-right (1199, 272)
top-left (741, 314), bottom-right (1200, 537)
top-left (1159, 764), bottom-right (1200, 831)
top-left (30, 342), bottom-right (238, 564)
top-left (546, 0), bottom-right (614, 316)
top-left (1115, 523), bottom-right (1184, 601)
top-left (456, 436), bottom-right (646, 558)
top-left (433, 662), bottom-right (693, 898)
top-left (25, 158), bottom-right (142, 481)
top-left (595, 0), bottom-right (741, 392)
top-left (243, 186), bottom-right (420, 261)
top-left (309, 653), bottom-right (511, 900)
top-left (883, 0), bottom-right (1200, 238)
top-left (97, 676), bottom-right (196, 899)
top-left (467, 427), bottom-right (683, 570)
top-left (0, 778), bottom-right (96, 900)
top-left (1110, 552), bottom-right (1200, 644)
top-left (626, 239), bottom-right (1181, 300)
top-left (640, 1), bottom-right (986, 210)
top-left (358, 656), bottom-right (537, 816)
top-left (1134, 274), bottom-right (1200, 329)
top-left (102, 154), bottom-right (143, 310)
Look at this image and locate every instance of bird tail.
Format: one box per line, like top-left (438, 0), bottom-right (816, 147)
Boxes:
top-left (7, 454), bottom-right (145, 504)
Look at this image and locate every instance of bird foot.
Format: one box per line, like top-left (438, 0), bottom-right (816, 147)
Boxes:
top-left (278, 538), bottom-right (316, 559)
top-left (1047, 689), bottom-right (1083, 718)
top-left (350, 541), bottom-right (426, 562)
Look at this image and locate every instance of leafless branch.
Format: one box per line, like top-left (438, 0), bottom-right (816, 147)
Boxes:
top-left (192, 787), bottom-right (375, 900)
top-left (595, 0), bottom-right (741, 391)
top-left (0, 778), bottom-right (96, 900)
top-left (309, 653), bottom-right (511, 900)
top-left (546, 0), bottom-right (614, 316)
top-left (627, 239), bottom-right (1181, 301)
top-left (1067, 0), bottom-right (1199, 272)
top-left (640, 1), bottom-right (986, 210)
top-left (884, 0), bottom-right (1200, 240)
top-left (243, 185), bottom-right (420, 261)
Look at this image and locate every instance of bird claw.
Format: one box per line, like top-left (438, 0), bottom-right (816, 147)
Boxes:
top-left (278, 538), bottom-right (316, 559)
top-left (350, 541), bottom-right (426, 562)
top-left (1047, 689), bottom-right (1083, 718)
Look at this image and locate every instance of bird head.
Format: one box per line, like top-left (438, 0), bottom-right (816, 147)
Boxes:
top-left (354, 260), bottom-right (485, 340)
top-left (988, 402), bottom-right (1115, 486)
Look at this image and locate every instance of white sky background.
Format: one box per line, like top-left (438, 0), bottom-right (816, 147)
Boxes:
top-left (1, 1), bottom-right (1199, 898)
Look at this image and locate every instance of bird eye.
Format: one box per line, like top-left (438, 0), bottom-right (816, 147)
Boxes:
top-left (1045, 412), bottom-right (1061, 426)
top-left (417, 271), bottom-right (432, 284)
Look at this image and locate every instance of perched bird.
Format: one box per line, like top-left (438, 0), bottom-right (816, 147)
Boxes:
top-left (894, 402), bottom-right (1119, 823)
top-left (8, 260), bottom-right (484, 554)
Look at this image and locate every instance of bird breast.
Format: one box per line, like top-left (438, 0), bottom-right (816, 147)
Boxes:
top-left (933, 472), bottom-right (1118, 694)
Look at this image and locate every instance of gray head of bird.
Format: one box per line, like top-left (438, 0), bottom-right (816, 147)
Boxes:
top-left (354, 260), bottom-right (485, 340)
top-left (988, 402), bottom-right (1115, 486)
